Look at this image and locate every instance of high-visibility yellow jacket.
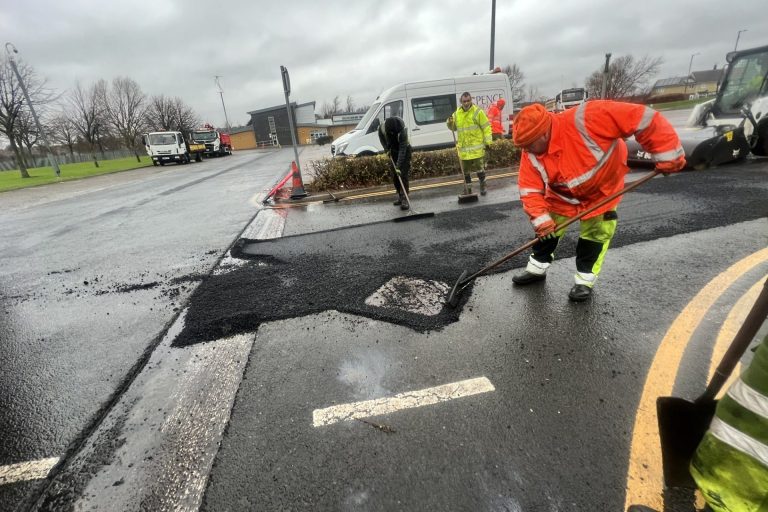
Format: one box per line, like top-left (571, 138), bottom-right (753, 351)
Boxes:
top-left (691, 334), bottom-right (768, 511)
top-left (448, 105), bottom-right (492, 161)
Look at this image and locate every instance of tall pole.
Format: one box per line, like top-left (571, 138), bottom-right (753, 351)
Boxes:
top-left (734, 29), bottom-right (747, 51)
top-left (214, 75), bottom-right (230, 130)
top-left (600, 53), bottom-right (612, 99)
top-left (685, 52), bottom-right (700, 96)
top-left (5, 42), bottom-right (61, 177)
top-left (489, 0), bottom-right (496, 71)
top-left (280, 65), bottom-right (307, 198)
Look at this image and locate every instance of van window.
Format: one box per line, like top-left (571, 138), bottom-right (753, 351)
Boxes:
top-left (367, 100), bottom-right (404, 133)
top-left (411, 95), bottom-right (456, 125)
top-left (381, 100), bottom-right (403, 121)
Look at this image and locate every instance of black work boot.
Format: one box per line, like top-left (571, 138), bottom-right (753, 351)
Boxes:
top-left (393, 193), bottom-right (403, 206)
top-left (568, 284), bottom-right (592, 302)
top-left (478, 171), bottom-right (487, 196)
top-left (400, 196), bottom-right (410, 210)
top-left (512, 271), bottom-right (546, 285)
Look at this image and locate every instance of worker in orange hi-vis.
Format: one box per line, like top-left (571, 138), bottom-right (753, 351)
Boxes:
top-left (511, 101), bottom-right (685, 302)
top-left (486, 98), bottom-right (506, 140)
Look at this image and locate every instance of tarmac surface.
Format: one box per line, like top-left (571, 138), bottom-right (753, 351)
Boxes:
top-left (3, 140), bottom-right (767, 511)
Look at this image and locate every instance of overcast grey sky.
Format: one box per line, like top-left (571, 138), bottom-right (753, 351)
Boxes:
top-left (2, 0), bottom-right (766, 128)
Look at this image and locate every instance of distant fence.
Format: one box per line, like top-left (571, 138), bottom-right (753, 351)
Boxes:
top-left (0, 149), bottom-right (140, 171)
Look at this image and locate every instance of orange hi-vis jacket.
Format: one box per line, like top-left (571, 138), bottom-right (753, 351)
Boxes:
top-left (487, 101), bottom-right (504, 135)
top-left (518, 100), bottom-right (683, 226)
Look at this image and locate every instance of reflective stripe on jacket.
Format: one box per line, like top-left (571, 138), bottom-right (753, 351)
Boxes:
top-left (691, 335), bottom-right (768, 511)
top-left (517, 100), bottom-right (684, 221)
top-left (487, 102), bottom-right (504, 135)
top-left (451, 105), bottom-right (492, 161)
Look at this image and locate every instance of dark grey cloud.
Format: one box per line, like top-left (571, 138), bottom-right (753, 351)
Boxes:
top-left (3, 0), bottom-right (766, 126)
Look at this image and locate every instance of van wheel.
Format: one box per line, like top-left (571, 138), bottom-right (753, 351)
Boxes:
top-left (357, 151), bottom-right (374, 157)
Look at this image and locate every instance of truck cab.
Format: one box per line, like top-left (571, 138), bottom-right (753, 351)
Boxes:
top-left (190, 124), bottom-right (233, 157)
top-left (143, 131), bottom-right (201, 165)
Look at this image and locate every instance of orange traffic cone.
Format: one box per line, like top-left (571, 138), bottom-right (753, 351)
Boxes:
top-left (289, 161), bottom-right (308, 199)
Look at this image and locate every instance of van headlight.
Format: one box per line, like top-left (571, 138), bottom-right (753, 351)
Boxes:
top-left (335, 142), bottom-right (348, 155)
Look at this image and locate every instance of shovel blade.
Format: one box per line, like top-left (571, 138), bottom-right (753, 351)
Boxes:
top-left (656, 396), bottom-right (717, 488)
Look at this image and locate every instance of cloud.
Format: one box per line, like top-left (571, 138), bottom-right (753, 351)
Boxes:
top-left (3, 0), bottom-right (766, 126)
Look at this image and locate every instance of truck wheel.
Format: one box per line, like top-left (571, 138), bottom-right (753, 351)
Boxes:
top-left (152, 161), bottom-right (159, 167)
top-left (159, 161), bottom-right (165, 166)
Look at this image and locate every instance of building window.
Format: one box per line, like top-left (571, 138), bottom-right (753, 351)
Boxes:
top-left (267, 116), bottom-right (276, 134)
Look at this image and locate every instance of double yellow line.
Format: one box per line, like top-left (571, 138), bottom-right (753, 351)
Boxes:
top-left (624, 247), bottom-right (768, 510)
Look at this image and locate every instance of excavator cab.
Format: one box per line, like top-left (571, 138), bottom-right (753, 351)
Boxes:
top-left (628, 44), bottom-right (768, 169)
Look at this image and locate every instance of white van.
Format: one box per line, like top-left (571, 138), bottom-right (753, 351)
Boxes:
top-left (331, 73), bottom-right (513, 157)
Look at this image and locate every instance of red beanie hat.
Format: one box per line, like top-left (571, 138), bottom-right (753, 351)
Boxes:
top-left (513, 104), bottom-right (552, 147)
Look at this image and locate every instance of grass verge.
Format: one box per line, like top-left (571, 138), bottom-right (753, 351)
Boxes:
top-left (0, 156), bottom-right (153, 192)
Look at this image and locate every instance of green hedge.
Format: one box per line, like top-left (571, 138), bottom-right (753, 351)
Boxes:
top-left (308, 139), bottom-right (520, 192)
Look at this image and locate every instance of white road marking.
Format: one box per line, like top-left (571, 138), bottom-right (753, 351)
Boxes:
top-left (365, 276), bottom-right (450, 316)
top-left (313, 376), bottom-right (495, 427)
top-left (0, 457), bottom-right (59, 485)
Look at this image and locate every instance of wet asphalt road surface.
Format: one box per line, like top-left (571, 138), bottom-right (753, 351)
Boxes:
top-left (193, 161), bottom-right (767, 511)
top-left (3, 150), bottom-right (767, 511)
top-left (0, 149), bottom-right (296, 510)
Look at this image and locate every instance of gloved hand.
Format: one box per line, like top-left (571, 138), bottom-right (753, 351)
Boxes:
top-left (446, 117), bottom-right (455, 130)
top-left (534, 219), bottom-right (557, 239)
top-left (655, 155), bottom-right (686, 174)
top-left (394, 168), bottom-right (402, 176)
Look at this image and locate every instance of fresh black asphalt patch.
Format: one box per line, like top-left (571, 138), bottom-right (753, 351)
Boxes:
top-left (173, 166), bottom-right (768, 347)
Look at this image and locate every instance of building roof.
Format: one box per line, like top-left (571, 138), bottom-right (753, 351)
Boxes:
top-left (652, 76), bottom-right (690, 88)
top-left (691, 69), bottom-right (724, 84)
top-left (246, 101), bottom-right (316, 116)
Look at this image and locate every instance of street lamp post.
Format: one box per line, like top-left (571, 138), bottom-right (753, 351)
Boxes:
top-left (734, 29), bottom-right (747, 51)
top-left (214, 75), bottom-right (231, 131)
top-left (489, 0), bottom-right (496, 71)
top-left (4, 42), bottom-right (61, 177)
top-left (685, 52), bottom-right (700, 97)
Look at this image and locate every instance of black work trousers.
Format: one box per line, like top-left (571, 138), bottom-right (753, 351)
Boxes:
top-left (390, 147), bottom-right (411, 194)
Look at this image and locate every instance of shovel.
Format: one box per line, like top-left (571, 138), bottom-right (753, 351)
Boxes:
top-left (656, 277), bottom-right (768, 488)
top-left (446, 169), bottom-right (662, 307)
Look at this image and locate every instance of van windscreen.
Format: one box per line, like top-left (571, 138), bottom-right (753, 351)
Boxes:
top-left (355, 102), bottom-right (380, 130)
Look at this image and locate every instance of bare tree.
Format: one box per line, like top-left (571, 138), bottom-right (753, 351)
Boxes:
top-left (103, 77), bottom-right (148, 161)
top-left (146, 95), bottom-right (199, 136)
top-left (345, 95), bottom-right (355, 113)
top-left (320, 95), bottom-right (341, 118)
top-left (585, 54), bottom-right (663, 99)
top-left (525, 85), bottom-right (540, 103)
top-left (50, 112), bottom-right (78, 157)
top-left (170, 97), bottom-right (199, 136)
top-left (503, 63), bottom-right (526, 102)
top-left (69, 79), bottom-right (108, 167)
top-left (16, 109), bottom-right (40, 162)
top-left (0, 56), bottom-right (53, 177)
